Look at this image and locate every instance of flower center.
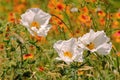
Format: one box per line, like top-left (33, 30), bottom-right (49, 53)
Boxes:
top-left (31, 21), bottom-right (40, 29)
top-left (64, 51), bottom-right (72, 58)
top-left (87, 42), bottom-right (95, 50)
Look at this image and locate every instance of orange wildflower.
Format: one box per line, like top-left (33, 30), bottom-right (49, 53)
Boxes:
top-left (112, 31), bottom-right (120, 43)
top-left (115, 12), bottom-right (120, 19)
top-left (78, 14), bottom-right (91, 23)
top-left (97, 10), bottom-right (106, 17)
top-left (112, 20), bottom-right (119, 28)
top-left (81, 6), bottom-right (89, 14)
top-left (56, 2), bottom-right (65, 11)
top-left (23, 53), bottom-right (34, 60)
top-left (48, 0), bottom-right (65, 13)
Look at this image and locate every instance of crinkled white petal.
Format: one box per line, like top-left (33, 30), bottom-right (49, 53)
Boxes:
top-left (37, 25), bottom-right (51, 36)
top-left (78, 29), bottom-right (112, 55)
top-left (29, 8), bottom-right (40, 13)
top-left (21, 10), bottom-right (35, 24)
top-left (93, 30), bottom-right (110, 47)
top-left (27, 28), bottom-right (35, 36)
top-left (79, 29), bottom-right (96, 46)
top-left (20, 20), bottom-right (29, 28)
top-left (96, 42), bottom-right (112, 55)
top-left (56, 57), bottom-right (74, 65)
top-left (53, 38), bottom-right (76, 58)
top-left (20, 8), bottom-right (51, 37)
top-left (73, 48), bottom-right (83, 62)
top-left (31, 27), bottom-right (39, 33)
top-left (53, 38), bottom-right (83, 64)
top-left (34, 11), bottom-right (51, 26)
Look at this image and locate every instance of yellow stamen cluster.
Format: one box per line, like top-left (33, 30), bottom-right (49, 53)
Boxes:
top-left (64, 51), bottom-right (73, 58)
top-left (31, 21), bottom-right (40, 29)
top-left (87, 42), bottom-right (95, 50)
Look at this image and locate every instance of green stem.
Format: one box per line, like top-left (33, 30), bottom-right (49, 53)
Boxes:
top-left (79, 51), bottom-right (91, 68)
top-left (51, 14), bottom-right (73, 34)
top-left (71, 69), bottom-right (77, 80)
top-left (116, 55), bottom-right (120, 73)
top-left (20, 44), bottom-right (23, 68)
top-left (63, 11), bottom-right (73, 29)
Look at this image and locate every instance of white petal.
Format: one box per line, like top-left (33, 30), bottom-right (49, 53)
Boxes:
top-left (53, 38), bottom-right (77, 56)
top-left (77, 29), bottom-right (95, 51)
top-left (73, 48), bottom-right (83, 62)
top-left (20, 8), bottom-right (51, 37)
top-left (96, 42), bottom-right (112, 55)
top-left (34, 11), bottom-right (51, 26)
top-left (78, 37), bottom-right (87, 49)
top-left (56, 56), bottom-right (73, 65)
top-left (53, 40), bottom-right (64, 58)
top-left (62, 57), bottom-right (73, 64)
top-left (27, 28), bottom-right (34, 36)
top-left (79, 29), bottom-right (95, 45)
top-left (20, 20), bottom-right (29, 28)
top-left (21, 10), bottom-right (35, 24)
top-left (78, 29), bottom-right (112, 55)
top-left (53, 38), bottom-right (83, 64)
top-left (93, 31), bottom-right (110, 47)
top-left (29, 8), bottom-right (40, 13)
top-left (31, 27), bottom-right (39, 32)
top-left (37, 25), bottom-right (51, 36)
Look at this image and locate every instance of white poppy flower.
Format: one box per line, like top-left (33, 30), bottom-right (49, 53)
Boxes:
top-left (21, 8), bottom-right (51, 37)
top-left (78, 29), bottom-right (112, 55)
top-left (53, 38), bottom-right (83, 64)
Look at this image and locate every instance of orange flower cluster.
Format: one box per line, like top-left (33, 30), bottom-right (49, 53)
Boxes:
top-left (78, 6), bottom-right (92, 28)
top-left (48, 0), bottom-right (68, 34)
